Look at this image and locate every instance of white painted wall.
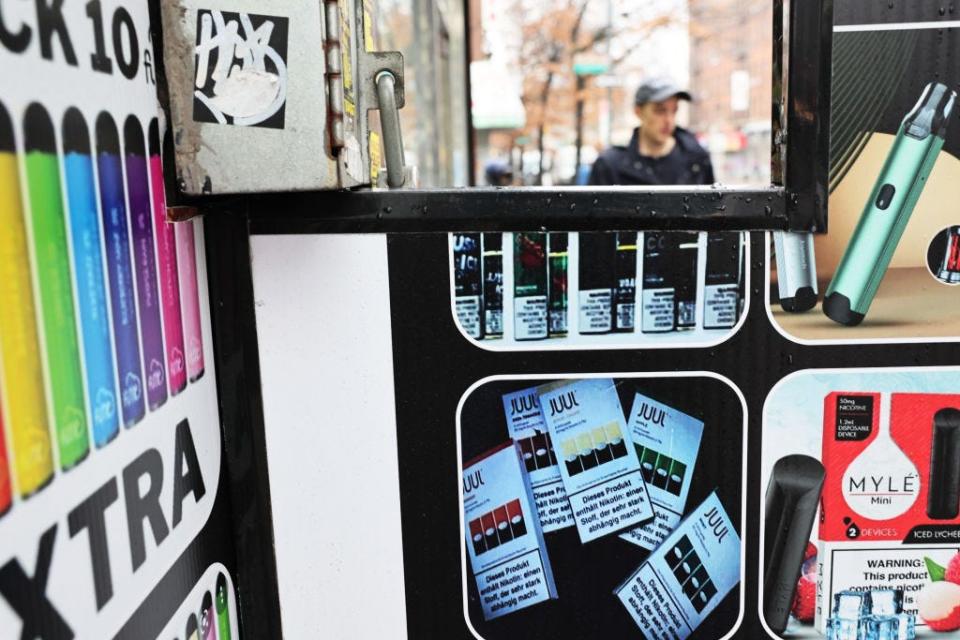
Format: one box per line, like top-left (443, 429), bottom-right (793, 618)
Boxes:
top-left (250, 234), bottom-right (408, 638)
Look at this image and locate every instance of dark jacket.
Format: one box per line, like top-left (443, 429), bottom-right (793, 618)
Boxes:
top-left (588, 126), bottom-right (714, 186)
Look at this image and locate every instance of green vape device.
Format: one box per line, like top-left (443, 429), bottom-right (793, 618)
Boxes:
top-left (823, 82), bottom-right (957, 326)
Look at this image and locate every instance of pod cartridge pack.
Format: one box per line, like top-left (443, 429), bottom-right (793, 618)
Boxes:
top-left (824, 82), bottom-right (957, 326)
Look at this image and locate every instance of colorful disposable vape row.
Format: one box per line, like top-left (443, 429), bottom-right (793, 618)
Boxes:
top-left (150, 120), bottom-right (188, 394)
top-left (25, 104), bottom-right (90, 471)
top-left (0, 101), bottom-right (54, 498)
top-left (180, 574), bottom-right (232, 640)
top-left (0, 101), bottom-right (204, 505)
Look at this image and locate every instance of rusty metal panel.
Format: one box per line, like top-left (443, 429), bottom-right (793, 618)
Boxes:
top-left (160, 0), bottom-right (344, 194)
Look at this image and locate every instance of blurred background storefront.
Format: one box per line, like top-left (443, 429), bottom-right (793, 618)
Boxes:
top-left (373, 0), bottom-right (771, 187)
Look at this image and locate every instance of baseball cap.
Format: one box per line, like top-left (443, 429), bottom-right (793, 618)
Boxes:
top-left (634, 77), bottom-right (693, 105)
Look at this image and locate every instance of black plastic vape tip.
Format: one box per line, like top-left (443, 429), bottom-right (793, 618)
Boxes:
top-left (779, 287), bottom-right (818, 313)
top-left (763, 454), bottom-right (825, 635)
top-left (823, 292), bottom-right (865, 327)
top-left (928, 408), bottom-right (960, 520)
top-left (904, 82), bottom-right (957, 141)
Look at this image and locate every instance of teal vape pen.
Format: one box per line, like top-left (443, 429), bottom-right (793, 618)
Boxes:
top-left (824, 82), bottom-right (957, 326)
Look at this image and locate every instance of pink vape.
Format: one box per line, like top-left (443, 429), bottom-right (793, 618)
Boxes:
top-left (175, 220), bottom-right (205, 382)
top-left (148, 120), bottom-right (186, 395)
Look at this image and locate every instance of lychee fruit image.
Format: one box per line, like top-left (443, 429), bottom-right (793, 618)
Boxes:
top-left (791, 542), bottom-right (817, 624)
top-left (945, 552), bottom-right (960, 585)
top-left (917, 581), bottom-right (960, 632)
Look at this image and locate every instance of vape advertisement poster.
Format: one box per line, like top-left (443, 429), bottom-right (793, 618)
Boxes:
top-left (761, 367), bottom-right (960, 639)
top-left (0, 2), bottom-right (231, 637)
top-left (537, 378), bottom-right (654, 543)
top-left (620, 393), bottom-right (704, 551)
top-left (449, 231), bottom-right (747, 349)
top-left (462, 442), bottom-right (558, 621)
top-left (615, 491), bottom-right (741, 639)
top-left (458, 374), bottom-right (744, 638)
top-left (502, 387), bottom-right (573, 532)
top-left (769, 19), bottom-right (960, 342)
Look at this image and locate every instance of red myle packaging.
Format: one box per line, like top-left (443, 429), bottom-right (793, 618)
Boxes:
top-left (821, 392), bottom-right (960, 543)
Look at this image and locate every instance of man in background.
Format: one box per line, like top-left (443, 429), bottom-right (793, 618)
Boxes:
top-left (588, 77), bottom-right (714, 186)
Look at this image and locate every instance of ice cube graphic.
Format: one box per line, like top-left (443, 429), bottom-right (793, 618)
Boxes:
top-left (826, 616), bottom-right (864, 640)
top-left (833, 590), bottom-right (873, 619)
top-left (863, 614), bottom-right (915, 640)
top-left (869, 589), bottom-right (904, 617)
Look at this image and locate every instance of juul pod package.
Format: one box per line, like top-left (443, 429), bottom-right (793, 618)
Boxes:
top-left (462, 441), bottom-right (558, 620)
top-left (538, 378), bottom-right (654, 543)
top-left (816, 392), bottom-right (960, 634)
top-left (620, 393), bottom-right (704, 550)
top-left (502, 387), bottom-right (573, 532)
top-left (616, 491), bottom-right (741, 639)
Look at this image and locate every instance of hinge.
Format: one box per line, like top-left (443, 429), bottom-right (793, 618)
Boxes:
top-left (323, 0), bottom-right (345, 154)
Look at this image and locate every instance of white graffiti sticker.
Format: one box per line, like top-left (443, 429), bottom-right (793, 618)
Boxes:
top-left (192, 9), bottom-right (289, 128)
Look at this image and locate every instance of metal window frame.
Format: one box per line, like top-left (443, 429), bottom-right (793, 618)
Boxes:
top-left (189, 0), bottom-right (832, 234)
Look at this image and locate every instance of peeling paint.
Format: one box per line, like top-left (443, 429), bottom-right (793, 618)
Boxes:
top-left (159, 0), bottom-right (209, 194)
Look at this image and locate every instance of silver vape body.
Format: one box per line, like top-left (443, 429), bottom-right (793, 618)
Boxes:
top-left (774, 231), bottom-right (818, 312)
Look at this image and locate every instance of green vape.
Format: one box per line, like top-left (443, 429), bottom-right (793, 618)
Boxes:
top-left (824, 82), bottom-right (957, 326)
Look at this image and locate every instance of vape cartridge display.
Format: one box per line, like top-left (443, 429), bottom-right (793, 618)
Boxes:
top-left (927, 407), bottom-right (960, 520)
top-left (620, 394), bottom-right (704, 550)
top-left (763, 454), bottom-right (825, 634)
top-left (514, 233), bottom-right (549, 340)
top-left (453, 233), bottom-right (483, 338)
top-left (774, 231), bottom-right (818, 312)
top-left (481, 233), bottom-right (503, 339)
top-left (936, 226), bottom-right (960, 283)
top-left (617, 492), bottom-right (741, 639)
top-left (675, 233), bottom-right (700, 331)
top-left (614, 232), bottom-right (638, 332)
top-left (704, 232), bottom-right (744, 329)
top-left (578, 232), bottom-right (616, 334)
top-left (547, 233), bottom-right (568, 337)
top-left (824, 82), bottom-right (957, 326)
top-left (641, 232), bottom-right (677, 333)
top-left (502, 387), bottom-right (572, 531)
top-left (462, 441), bottom-right (557, 620)
top-left (539, 379), bottom-right (653, 542)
